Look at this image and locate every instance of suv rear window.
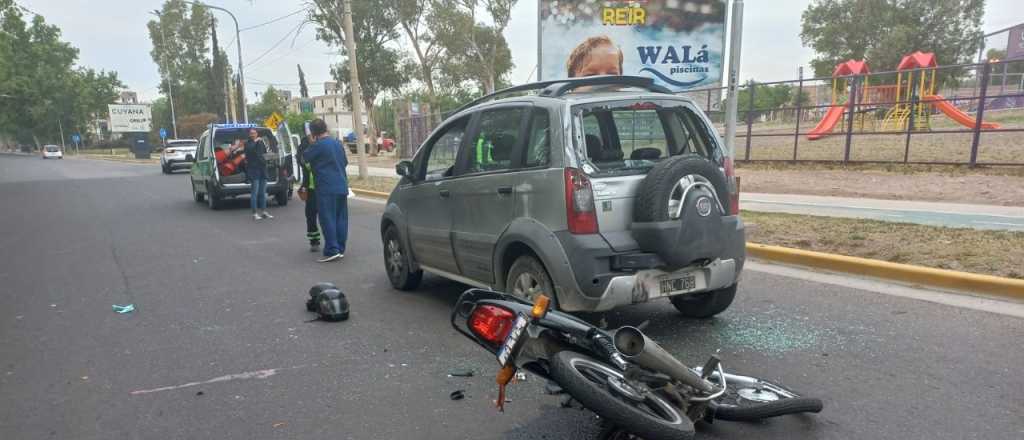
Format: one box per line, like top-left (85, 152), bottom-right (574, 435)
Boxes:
top-left (45, 146), bottom-right (60, 152)
top-left (213, 128), bottom-right (278, 152)
top-left (575, 102), bottom-right (721, 176)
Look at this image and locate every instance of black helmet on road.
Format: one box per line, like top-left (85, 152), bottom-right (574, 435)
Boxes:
top-left (316, 288), bottom-right (349, 321)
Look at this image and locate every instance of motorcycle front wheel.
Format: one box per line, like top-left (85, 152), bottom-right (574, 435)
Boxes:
top-left (549, 351), bottom-right (694, 440)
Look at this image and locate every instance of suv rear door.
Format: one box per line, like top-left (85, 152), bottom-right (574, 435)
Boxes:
top-left (573, 99), bottom-right (724, 251)
top-left (449, 104), bottom-right (529, 284)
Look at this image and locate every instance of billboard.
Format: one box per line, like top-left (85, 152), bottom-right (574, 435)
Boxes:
top-left (108, 104), bottom-right (152, 133)
top-left (539, 0), bottom-right (727, 91)
top-left (1007, 24), bottom-right (1024, 61)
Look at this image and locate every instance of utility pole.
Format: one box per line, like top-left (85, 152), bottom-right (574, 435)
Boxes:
top-left (152, 11), bottom-right (179, 138)
top-left (341, 0), bottom-right (368, 178)
top-left (723, 0), bottom-right (744, 159)
top-left (57, 118), bottom-right (66, 151)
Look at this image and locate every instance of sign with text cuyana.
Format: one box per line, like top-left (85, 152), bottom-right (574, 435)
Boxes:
top-left (108, 104), bottom-right (152, 133)
top-left (539, 0), bottom-right (726, 91)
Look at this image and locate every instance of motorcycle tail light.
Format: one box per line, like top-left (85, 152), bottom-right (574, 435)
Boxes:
top-left (468, 304), bottom-right (516, 345)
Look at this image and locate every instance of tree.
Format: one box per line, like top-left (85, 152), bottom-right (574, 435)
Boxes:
top-left (310, 0), bottom-right (411, 153)
top-left (177, 113), bottom-right (218, 139)
top-left (284, 111), bottom-right (317, 138)
top-left (397, 0), bottom-right (445, 101)
top-left (801, 0), bottom-right (984, 82)
top-left (0, 0), bottom-right (123, 145)
top-left (432, 0), bottom-right (516, 93)
top-left (147, 0), bottom-right (221, 116)
top-left (248, 86), bottom-right (287, 123)
top-left (297, 64), bottom-right (309, 98)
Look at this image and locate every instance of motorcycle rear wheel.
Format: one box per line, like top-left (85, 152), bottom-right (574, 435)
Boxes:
top-left (549, 351), bottom-right (694, 440)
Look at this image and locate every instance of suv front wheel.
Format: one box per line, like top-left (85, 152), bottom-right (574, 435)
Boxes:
top-left (383, 226), bottom-right (422, 290)
top-left (506, 255), bottom-right (557, 307)
top-left (669, 284), bottom-right (737, 318)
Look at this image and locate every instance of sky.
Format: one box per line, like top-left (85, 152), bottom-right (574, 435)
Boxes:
top-left (17, 0), bottom-right (1023, 102)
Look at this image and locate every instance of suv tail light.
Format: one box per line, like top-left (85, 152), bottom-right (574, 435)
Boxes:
top-left (564, 168), bottom-right (598, 234)
top-left (165, 149), bottom-right (175, 154)
top-left (724, 157), bottom-right (739, 216)
top-left (468, 304), bottom-right (517, 345)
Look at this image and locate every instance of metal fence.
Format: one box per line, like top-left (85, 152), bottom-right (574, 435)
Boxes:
top-left (696, 59), bottom-right (1024, 166)
top-left (397, 59), bottom-right (1024, 166)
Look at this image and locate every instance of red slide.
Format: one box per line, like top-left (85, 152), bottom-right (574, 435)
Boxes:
top-left (807, 105), bottom-right (846, 140)
top-left (923, 95), bottom-right (1000, 129)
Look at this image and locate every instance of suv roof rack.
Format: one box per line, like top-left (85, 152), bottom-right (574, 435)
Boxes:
top-left (451, 75), bottom-right (672, 115)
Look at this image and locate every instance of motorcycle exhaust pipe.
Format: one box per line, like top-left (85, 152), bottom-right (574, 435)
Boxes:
top-left (613, 326), bottom-right (715, 393)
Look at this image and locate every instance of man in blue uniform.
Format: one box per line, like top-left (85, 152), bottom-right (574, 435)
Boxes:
top-left (302, 119), bottom-right (349, 262)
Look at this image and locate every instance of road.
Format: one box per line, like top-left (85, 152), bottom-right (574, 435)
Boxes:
top-left (742, 193), bottom-right (1024, 232)
top-left (1, 155), bottom-right (1023, 440)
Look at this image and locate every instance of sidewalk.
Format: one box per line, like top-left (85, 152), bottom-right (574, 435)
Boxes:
top-left (346, 165), bottom-right (395, 178)
top-left (742, 192), bottom-right (1024, 232)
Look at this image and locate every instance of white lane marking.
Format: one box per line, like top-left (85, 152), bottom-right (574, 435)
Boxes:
top-left (746, 261), bottom-right (1024, 319)
top-left (130, 366), bottom-right (302, 395)
top-left (971, 221), bottom-right (1023, 227)
top-left (743, 198), bottom-right (1024, 219)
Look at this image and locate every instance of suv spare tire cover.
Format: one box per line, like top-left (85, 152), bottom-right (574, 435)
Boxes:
top-left (634, 154), bottom-right (728, 223)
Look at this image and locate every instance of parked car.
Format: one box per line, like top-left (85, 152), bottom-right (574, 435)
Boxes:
top-left (160, 139), bottom-right (198, 173)
top-left (380, 76), bottom-right (744, 317)
top-left (189, 123), bottom-right (299, 210)
top-left (42, 145), bottom-right (63, 159)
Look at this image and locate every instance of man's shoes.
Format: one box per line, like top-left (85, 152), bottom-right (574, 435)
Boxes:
top-left (317, 253), bottom-right (344, 263)
top-left (261, 211), bottom-right (273, 219)
top-left (310, 242), bottom-right (320, 253)
top-left (253, 213), bottom-right (261, 221)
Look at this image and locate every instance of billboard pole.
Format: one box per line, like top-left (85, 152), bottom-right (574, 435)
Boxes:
top-left (723, 0), bottom-right (744, 159)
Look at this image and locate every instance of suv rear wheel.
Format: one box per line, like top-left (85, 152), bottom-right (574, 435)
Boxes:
top-left (206, 183), bottom-right (222, 210)
top-left (669, 284), bottom-right (737, 318)
top-left (383, 226), bottom-right (422, 290)
top-left (506, 255), bottom-right (557, 307)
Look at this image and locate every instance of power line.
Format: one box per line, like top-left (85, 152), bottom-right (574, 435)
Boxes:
top-left (239, 7), bottom-right (308, 32)
top-left (243, 20), bottom-right (306, 68)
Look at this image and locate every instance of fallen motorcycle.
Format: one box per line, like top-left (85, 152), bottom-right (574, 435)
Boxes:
top-left (451, 289), bottom-right (823, 440)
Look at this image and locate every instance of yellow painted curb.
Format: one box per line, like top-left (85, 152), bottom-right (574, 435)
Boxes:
top-left (747, 243), bottom-right (1024, 300)
top-left (350, 187), bottom-right (391, 199)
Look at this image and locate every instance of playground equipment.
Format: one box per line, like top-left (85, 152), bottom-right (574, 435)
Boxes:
top-left (809, 52), bottom-right (1000, 140)
top-left (807, 60), bottom-right (870, 140)
top-left (880, 52), bottom-right (938, 131)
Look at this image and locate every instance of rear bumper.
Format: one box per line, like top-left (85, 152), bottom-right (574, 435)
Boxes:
top-left (213, 180), bottom-right (287, 197)
top-left (593, 258), bottom-right (736, 311)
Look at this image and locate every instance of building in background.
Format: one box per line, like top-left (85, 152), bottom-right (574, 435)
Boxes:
top-left (287, 82), bottom-right (365, 138)
top-left (119, 91), bottom-right (139, 104)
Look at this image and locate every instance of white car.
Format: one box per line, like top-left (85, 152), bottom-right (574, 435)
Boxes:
top-left (160, 139), bottom-right (199, 174)
top-left (42, 145), bottom-right (63, 159)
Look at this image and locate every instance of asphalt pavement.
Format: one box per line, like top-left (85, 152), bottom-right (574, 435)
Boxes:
top-left (1, 155), bottom-right (1022, 440)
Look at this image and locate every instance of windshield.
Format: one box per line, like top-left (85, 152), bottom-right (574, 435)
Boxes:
top-left (573, 101), bottom-right (722, 177)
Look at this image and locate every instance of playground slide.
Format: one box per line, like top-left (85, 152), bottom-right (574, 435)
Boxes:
top-left (924, 95), bottom-right (1000, 129)
top-left (807, 105), bottom-right (846, 140)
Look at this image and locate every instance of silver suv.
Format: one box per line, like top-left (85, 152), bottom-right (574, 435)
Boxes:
top-left (381, 76), bottom-right (745, 317)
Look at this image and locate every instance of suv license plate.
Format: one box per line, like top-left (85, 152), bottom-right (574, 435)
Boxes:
top-left (660, 273), bottom-right (697, 294)
top-left (496, 314), bottom-right (529, 366)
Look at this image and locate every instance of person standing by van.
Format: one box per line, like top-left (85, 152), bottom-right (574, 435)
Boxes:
top-left (244, 128), bottom-right (272, 220)
top-left (302, 119), bottom-right (348, 262)
top-left (296, 128), bottom-right (321, 253)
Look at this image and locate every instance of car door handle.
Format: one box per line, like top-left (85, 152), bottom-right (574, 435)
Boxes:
top-left (496, 186), bottom-right (513, 195)
top-left (439, 189), bottom-right (451, 198)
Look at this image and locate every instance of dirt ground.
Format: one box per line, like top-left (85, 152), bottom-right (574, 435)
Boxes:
top-left (743, 210), bottom-right (1024, 279)
top-left (738, 163), bottom-right (1024, 206)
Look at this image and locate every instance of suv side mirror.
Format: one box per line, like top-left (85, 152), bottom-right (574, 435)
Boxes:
top-left (396, 160), bottom-right (414, 178)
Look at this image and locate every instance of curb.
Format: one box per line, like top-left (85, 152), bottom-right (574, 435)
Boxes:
top-left (350, 188), bottom-right (391, 199)
top-left (747, 243), bottom-right (1024, 300)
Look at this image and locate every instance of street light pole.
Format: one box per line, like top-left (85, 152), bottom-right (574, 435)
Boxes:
top-left (723, 0), bottom-right (744, 159)
top-left (187, 1), bottom-right (247, 123)
top-left (151, 11), bottom-right (179, 139)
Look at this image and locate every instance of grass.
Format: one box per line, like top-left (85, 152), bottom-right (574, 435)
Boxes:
top-left (348, 175), bottom-right (400, 193)
top-left (742, 210), bottom-right (1024, 279)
